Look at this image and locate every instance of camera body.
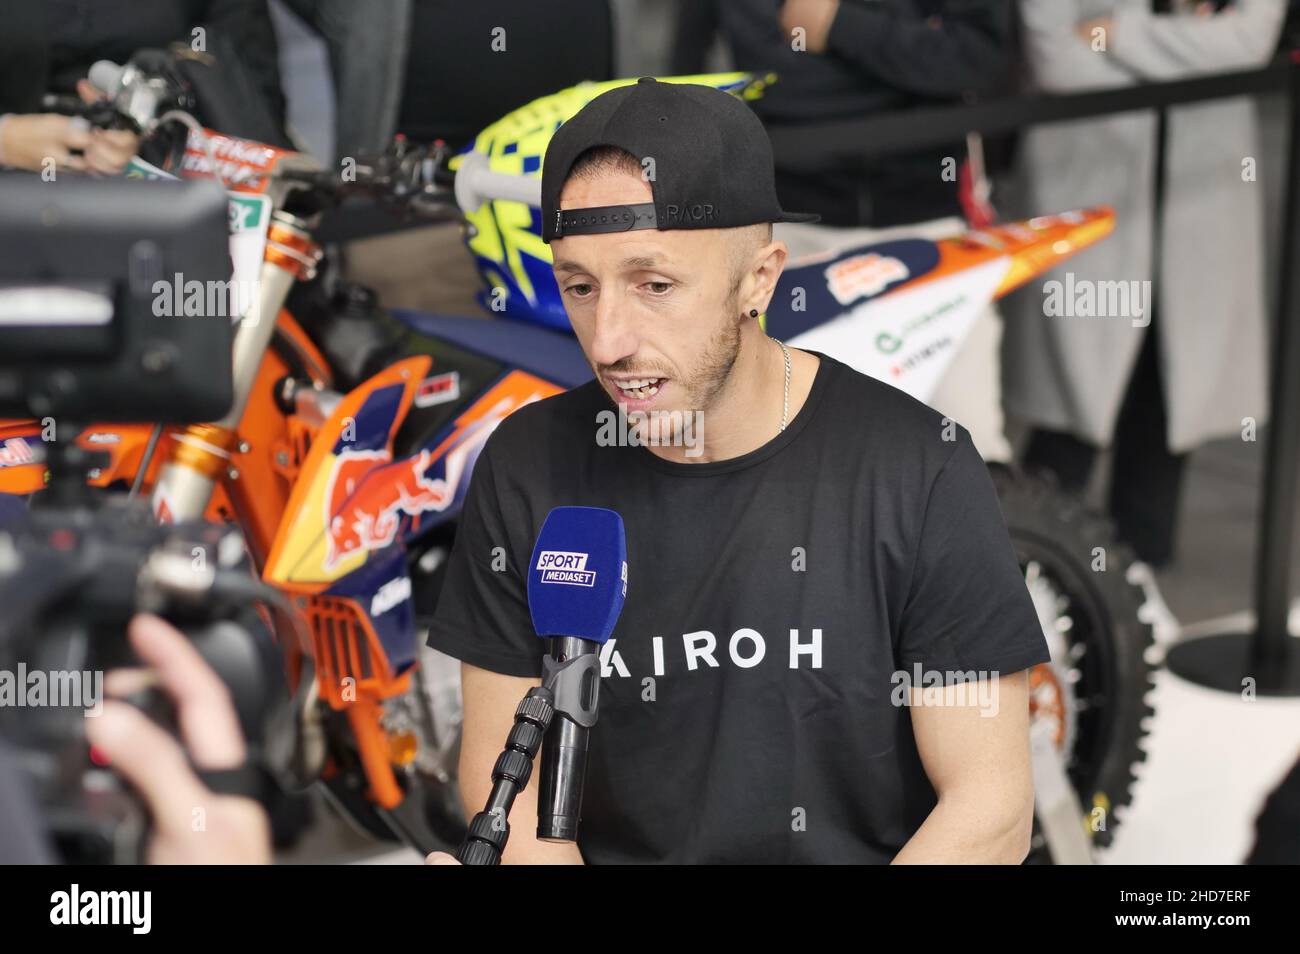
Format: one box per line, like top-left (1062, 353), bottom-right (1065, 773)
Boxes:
top-left (0, 492), bottom-right (288, 863)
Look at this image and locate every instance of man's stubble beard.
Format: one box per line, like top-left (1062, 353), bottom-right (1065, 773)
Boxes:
top-left (600, 299), bottom-right (745, 448)
top-left (684, 307), bottom-right (743, 414)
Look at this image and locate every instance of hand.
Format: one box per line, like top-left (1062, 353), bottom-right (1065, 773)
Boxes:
top-left (0, 113), bottom-right (91, 172)
top-left (84, 614), bottom-right (273, 865)
top-left (780, 0), bottom-right (840, 54)
top-left (82, 125), bottom-right (139, 175)
top-left (76, 77), bottom-right (140, 175)
top-left (77, 78), bottom-right (108, 104)
top-left (425, 851), bottom-right (463, 865)
top-left (0, 112), bottom-right (137, 175)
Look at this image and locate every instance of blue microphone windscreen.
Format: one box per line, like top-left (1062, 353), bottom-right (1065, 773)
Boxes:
top-left (527, 506), bottom-right (627, 643)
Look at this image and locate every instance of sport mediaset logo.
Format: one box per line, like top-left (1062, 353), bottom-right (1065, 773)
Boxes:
top-left (535, 550), bottom-right (597, 587)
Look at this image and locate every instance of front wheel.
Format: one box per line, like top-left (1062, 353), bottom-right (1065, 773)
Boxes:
top-left (992, 466), bottom-right (1158, 863)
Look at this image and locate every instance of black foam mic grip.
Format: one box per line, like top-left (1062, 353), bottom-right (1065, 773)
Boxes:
top-left (536, 636), bottom-right (601, 842)
top-left (536, 714), bottom-right (590, 842)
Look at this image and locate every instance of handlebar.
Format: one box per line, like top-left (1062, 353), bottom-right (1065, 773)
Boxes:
top-left (274, 139), bottom-right (462, 220)
top-left (57, 48), bottom-right (544, 222)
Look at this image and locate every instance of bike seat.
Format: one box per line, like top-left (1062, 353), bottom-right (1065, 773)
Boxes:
top-left (390, 309), bottom-right (594, 390)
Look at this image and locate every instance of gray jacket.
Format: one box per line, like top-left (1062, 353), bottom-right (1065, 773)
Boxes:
top-left (1002, 0), bottom-right (1284, 453)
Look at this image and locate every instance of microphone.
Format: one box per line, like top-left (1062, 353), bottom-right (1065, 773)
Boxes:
top-left (528, 506), bottom-right (627, 843)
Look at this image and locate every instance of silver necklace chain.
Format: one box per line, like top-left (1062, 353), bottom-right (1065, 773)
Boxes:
top-left (774, 337), bottom-right (791, 433)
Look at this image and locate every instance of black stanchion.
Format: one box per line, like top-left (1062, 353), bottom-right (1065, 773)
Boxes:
top-left (1165, 59), bottom-right (1300, 695)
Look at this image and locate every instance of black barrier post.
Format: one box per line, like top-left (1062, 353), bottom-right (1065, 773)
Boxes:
top-left (1164, 59), bottom-right (1300, 695)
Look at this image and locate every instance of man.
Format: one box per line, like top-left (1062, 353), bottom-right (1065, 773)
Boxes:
top-left (427, 78), bottom-right (1049, 864)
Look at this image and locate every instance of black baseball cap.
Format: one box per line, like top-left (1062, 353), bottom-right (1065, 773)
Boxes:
top-left (541, 77), bottom-right (819, 243)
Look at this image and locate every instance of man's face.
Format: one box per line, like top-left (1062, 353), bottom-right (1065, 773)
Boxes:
top-left (550, 169), bottom-right (749, 418)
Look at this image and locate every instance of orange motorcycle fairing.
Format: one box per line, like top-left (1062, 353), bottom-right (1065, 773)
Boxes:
top-left (262, 355), bottom-right (432, 593)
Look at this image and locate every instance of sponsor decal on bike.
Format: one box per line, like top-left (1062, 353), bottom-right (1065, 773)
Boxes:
top-left (824, 253), bottom-right (910, 306)
top-left (536, 550), bottom-right (596, 586)
top-left (265, 369), bottom-right (561, 586)
top-left (370, 575), bottom-right (412, 617)
top-left (324, 448), bottom-right (457, 570)
top-left (180, 128), bottom-right (290, 193)
top-left (874, 294), bottom-right (968, 355)
top-left (152, 485), bottom-right (176, 525)
top-left (890, 337), bottom-right (954, 378)
top-left (414, 370), bottom-right (461, 408)
top-left (126, 150), bottom-right (270, 320)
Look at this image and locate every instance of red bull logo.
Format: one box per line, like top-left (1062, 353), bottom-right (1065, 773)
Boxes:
top-left (324, 448), bottom-right (459, 570)
top-left (318, 385), bottom-right (552, 574)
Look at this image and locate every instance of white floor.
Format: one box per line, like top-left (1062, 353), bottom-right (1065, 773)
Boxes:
top-left (1098, 639), bottom-right (1300, 864)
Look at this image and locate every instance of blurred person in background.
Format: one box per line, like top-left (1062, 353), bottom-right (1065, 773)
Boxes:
top-left (1004, 0), bottom-right (1286, 567)
top-left (671, 0), bottom-right (1018, 462)
top-left (281, 0), bottom-right (615, 316)
top-left (0, 0), bottom-right (286, 174)
top-left (282, 0), bottom-right (614, 162)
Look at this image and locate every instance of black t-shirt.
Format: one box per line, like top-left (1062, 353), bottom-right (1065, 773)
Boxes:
top-left (427, 352), bottom-right (1049, 863)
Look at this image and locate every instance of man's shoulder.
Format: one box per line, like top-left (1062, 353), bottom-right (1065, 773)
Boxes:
top-left (816, 353), bottom-right (968, 467)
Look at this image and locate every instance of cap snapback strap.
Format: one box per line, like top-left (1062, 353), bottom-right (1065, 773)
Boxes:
top-left (553, 202), bottom-right (657, 238)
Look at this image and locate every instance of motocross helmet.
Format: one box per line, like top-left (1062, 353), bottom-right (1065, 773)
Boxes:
top-left (452, 73), bottom-right (777, 331)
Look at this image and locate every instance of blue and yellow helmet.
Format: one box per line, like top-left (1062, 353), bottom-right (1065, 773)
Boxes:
top-left (452, 72), bottom-right (776, 331)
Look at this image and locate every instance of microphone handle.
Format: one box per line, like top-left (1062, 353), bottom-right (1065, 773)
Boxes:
top-left (456, 687), bottom-right (554, 865)
top-left (537, 636), bottom-right (601, 842)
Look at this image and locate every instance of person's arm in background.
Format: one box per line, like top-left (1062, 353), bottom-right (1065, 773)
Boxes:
top-left (281, 0), bottom-right (411, 163)
top-left (670, 0), bottom-right (722, 75)
top-left (200, 0), bottom-right (288, 129)
top-left (779, 0), bottom-right (1010, 97)
top-left (1105, 0), bottom-right (1286, 78)
top-left (1018, 0), bottom-right (1138, 91)
top-left (0, 112), bottom-right (136, 174)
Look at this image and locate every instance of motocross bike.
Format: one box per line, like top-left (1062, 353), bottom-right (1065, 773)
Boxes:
top-left (0, 51), bottom-right (1155, 863)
